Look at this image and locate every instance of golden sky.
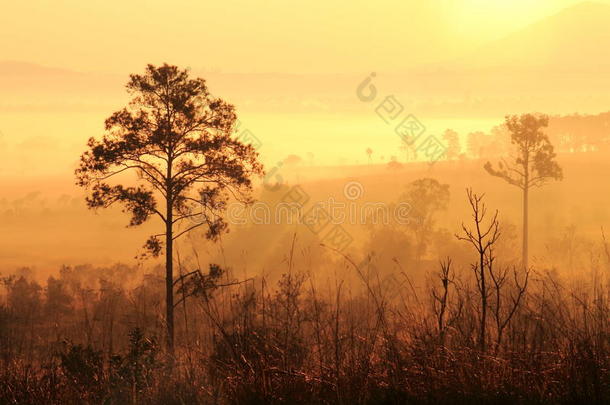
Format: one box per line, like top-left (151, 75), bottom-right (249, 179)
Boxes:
top-left (2, 0), bottom-right (610, 175)
top-left (1, 0), bottom-right (602, 74)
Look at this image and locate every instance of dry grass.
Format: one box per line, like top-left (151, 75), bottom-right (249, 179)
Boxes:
top-left (0, 252), bottom-right (609, 405)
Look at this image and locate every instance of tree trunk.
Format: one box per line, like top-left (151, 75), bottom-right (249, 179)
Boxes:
top-left (479, 252), bottom-right (486, 352)
top-left (166, 197), bottom-right (174, 352)
top-left (522, 185), bottom-right (529, 269)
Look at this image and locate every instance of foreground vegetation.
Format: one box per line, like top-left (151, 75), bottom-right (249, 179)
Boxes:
top-left (1, 243), bottom-right (608, 404)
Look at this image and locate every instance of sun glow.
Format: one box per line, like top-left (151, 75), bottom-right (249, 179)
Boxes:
top-left (440, 0), bottom-right (587, 43)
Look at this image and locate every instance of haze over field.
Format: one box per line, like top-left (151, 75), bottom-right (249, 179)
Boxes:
top-left (2, 3), bottom-right (610, 403)
top-left (2, 1), bottom-right (610, 269)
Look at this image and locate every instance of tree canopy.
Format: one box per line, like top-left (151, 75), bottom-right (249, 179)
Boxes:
top-left (76, 64), bottom-right (263, 253)
top-left (484, 114), bottom-right (562, 190)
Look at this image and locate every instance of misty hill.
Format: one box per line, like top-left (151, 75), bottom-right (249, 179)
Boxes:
top-left (3, 3), bottom-right (610, 116)
top-left (461, 1), bottom-right (610, 72)
top-left (370, 1), bottom-right (610, 115)
top-left (434, 2), bottom-right (610, 88)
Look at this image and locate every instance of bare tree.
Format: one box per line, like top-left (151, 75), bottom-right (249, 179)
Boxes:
top-left (456, 188), bottom-right (500, 351)
top-left (484, 114), bottom-right (563, 268)
top-left (431, 257), bottom-right (454, 345)
top-left (488, 262), bottom-right (529, 352)
top-left (75, 64), bottom-right (263, 351)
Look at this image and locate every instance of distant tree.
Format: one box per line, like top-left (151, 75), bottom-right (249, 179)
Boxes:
top-left (488, 124), bottom-right (510, 156)
top-left (442, 129), bottom-right (461, 160)
top-left (46, 276), bottom-right (73, 317)
top-left (401, 178), bottom-right (450, 263)
top-left (467, 131), bottom-right (487, 159)
top-left (399, 141), bottom-right (419, 162)
top-left (306, 151), bottom-right (314, 166)
top-left (283, 154), bottom-right (303, 183)
top-left (7, 276), bottom-right (41, 317)
top-left (484, 114), bottom-right (562, 268)
top-left (75, 64), bottom-right (263, 351)
top-left (547, 112), bottom-right (610, 153)
top-left (387, 159), bottom-right (403, 171)
top-left (283, 154), bottom-right (302, 166)
top-left (366, 147), bottom-right (373, 164)
top-left (399, 142), bottom-right (408, 161)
